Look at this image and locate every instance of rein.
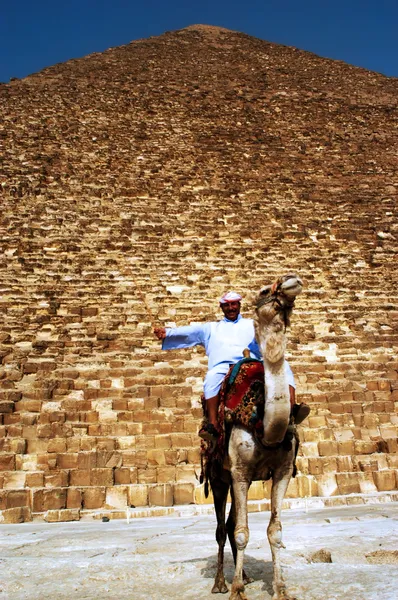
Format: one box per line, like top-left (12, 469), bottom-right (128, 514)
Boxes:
top-left (255, 287), bottom-right (294, 331)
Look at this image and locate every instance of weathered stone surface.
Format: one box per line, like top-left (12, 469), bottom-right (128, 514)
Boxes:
top-left (0, 25), bottom-right (397, 518)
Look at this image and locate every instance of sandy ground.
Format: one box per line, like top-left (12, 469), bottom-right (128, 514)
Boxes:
top-left (1, 503), bottom-right (398, 600)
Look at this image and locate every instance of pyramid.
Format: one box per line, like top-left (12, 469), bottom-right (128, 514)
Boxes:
top-left (1, 26), bottom-right (397, 522)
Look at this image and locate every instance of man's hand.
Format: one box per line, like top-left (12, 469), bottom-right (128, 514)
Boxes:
top-left (154, 327), bottom-right (167, 340)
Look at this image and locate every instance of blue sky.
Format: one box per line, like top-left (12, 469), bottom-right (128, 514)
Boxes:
top-left (2, 0), bottom-right (397, 82)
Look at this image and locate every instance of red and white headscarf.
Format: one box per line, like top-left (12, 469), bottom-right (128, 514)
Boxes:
top-left (219, 291), bottom-right (243, 304)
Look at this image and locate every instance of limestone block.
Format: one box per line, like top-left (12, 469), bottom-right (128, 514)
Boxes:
top-left (154, 435), bottom-right (172, 450)
top-left (83, 488), bottom-right (106, 509)
top-left (114, 468), bottom-right (131, 484)
top-left (0, 454), bottom-right (15, 471)
top-left (44, 509), bottom-right (80, 522)
top-left (248, 481), bottom-right (265, 501)
top-left (173, 483), bottom-right (195, 504)
top-left (175, 465), bottom-right (197, 484)
top-left (338, 441), bottom-right (355, 455)
top-left (358, 472), bottom-right (378, 493)
top-left (90, 468), bottom-right (114, 486)
top-left (3, 471), bottom-right (26, 489)
top-left (25, 472), bottom-right (44, 487)
top-left (373, 470), bottom-right (396, 491)
top-left (137, 468), bottom-right (157, 484)
top-left (129, 484), bottom-right (148, 507)
top-left (67, 488), bottom-right (82, 509)
top-left (105, 486), bottom-right (128, 509)
top-left (6, 489), bottom-right (29, 509)
top-left (57, 453), bottom-right (78, 469)
top-left (116, 436), bottom-right (137, 450)
top-left (148, 484), bottom-right (173, 507)
top-left (32, 488), bottom-right (67, 512)
top-left (157, 467), bottom-right (176, 483)
top-left (193, 483), bottom-right (214, 505)
top-left (318, 441), bottom-right (338, 456)
top-left (296, 475), bottom-right (317, 497)
top-left (285, 477), bottom-right (298, 498)
top-left (70, 470), bottom-right (91, 486)
top-left (301, 442), bottom-right (319, 457)
top-left (147, 449), bottom-right (166, 466)
top-left (45, 471), bottom-right (69, 488)
top-left (336, 473), bottom-right (360, 495)
top-left (317, 474), bottom-right (338, 497)
top-left (15, 455), bottom-right (38, 471)
top-left (0, 507), bottom-right (32, 524)
top-left (354, 440), bottom-right (378, 454)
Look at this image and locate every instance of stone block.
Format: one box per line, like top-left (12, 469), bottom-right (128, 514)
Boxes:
top-left (3, 471), bottom-right (26, 489)
top-left (148, 484), bottom-right (173, 507)
top-left (175, 465), bottom-right (197, 484)
top-left (57, 453), bottom-right (79, 469)
top-left (25, 472), bottom-right (44, 487)
top-left (90, 468), bottom-right (114, 486)
top-left (301, 442), bottom-right (319, 457)
top-left (129, 484), bottom-right (148, 507)
top-left (358, 472), bottom-right (378, 493)
top-left (0, 454), bottom-right (15, 471)
top-left (44, 509), bottom-right (80, 522)
top-left (70, 470), bottom-right (91, 486)
top-left (173, 483), bottom-right (195, 504)
top-left (0, 507), bottom-right (32, 524)
top-left (318, 441), bottom-right (338, 456)
top-left (336, 473), bottom-right (360, 495)
top-left (157, 467), bottom-right (176, 483)
top-left (67, 488), bottom-right (82, 509)
top-left (317, 474), bottom-right (338, 497)
top-left (295, 475), bottom-right (317, 497)
top-left (248, 481), bottom-right (265, 501)
top-left (373, 470), bottom-right (396, 491)
top-left (47, 438), bottom-right (67, 453)
top-left (6, 489), bottom-right (29, 509)
top-left (32, 488), bottom-right (67, 512)
top-left (45, 471), bottom-right (69, 488)
top-left (114, 468), bottom-right (131, 484)
top-left (105, 486), bottom-right (128, 509)
top-left (147, 449), bottom-right (166, 466)
top-left (83, 487), bottom-right (106, 509)
top-left (137, 468), bottom-right (157, 484)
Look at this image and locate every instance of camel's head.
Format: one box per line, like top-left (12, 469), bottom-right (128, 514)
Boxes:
top-left (255, 273), bottom-right (303, 329)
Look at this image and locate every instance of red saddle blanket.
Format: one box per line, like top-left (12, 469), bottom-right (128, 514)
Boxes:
top-left (221, 359), bottom-right (265, 431)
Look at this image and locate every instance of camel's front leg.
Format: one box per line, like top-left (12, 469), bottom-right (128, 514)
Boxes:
top-left (211, 477), bottom-right (230, 594)
top-left (229, 429), bottom-right (256, 600)
top-left (268, 465), bottom-right (295, 600)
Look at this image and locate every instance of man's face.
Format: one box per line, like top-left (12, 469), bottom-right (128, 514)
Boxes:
top-left (220, 301), bottom-right (241, 321)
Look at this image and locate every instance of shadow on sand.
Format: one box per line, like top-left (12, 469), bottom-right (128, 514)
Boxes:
top-left (176, 553), bottom-right (275, 596)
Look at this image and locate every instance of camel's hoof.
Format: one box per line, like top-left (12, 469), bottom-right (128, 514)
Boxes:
top-left (212, 580), bottom-right (228, 594)
top-left (230, 581), bottom-right (248, 600)
top-left (229, 592), bottom-right (248, 600)
top-left (242, 572), bottom-right (254, 585)
top-left (272, 588), bottom-right (296, 600)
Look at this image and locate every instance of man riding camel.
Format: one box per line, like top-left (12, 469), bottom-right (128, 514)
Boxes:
top-left (154, 291), bottom-right (309, 442)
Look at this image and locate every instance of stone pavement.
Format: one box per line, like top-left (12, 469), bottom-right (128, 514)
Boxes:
top-left (1, 502), bottom-right (397, 600)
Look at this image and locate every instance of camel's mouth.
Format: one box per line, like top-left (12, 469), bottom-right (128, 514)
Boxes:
top-left (280, 276), bottom-right (303, 297)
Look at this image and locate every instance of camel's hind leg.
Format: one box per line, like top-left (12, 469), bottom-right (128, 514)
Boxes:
top-left (268, 466), bottom-right (295, 600)
top-left (229, 477), bottom-right (250, 600)
top-left (211, 477), bottom-right (230, 594)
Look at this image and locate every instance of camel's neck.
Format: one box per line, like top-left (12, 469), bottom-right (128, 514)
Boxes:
top-left (258, 325), bottom-right (291, 445)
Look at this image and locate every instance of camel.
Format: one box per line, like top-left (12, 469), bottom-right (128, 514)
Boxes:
top-left (207, 274), bottom-right (303, 600)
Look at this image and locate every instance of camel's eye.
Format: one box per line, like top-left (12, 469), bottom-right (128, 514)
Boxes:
top-left (259, 286), bottom-right (271, 297)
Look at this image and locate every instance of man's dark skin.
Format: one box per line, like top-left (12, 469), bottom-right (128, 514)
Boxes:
top-left (154, 299), bottom-right (296, 428)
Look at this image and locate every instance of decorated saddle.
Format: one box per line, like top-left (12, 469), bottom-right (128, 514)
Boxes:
top-left (222, 358), bottom-right (265, 433)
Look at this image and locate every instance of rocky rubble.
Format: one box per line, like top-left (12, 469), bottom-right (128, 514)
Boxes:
top-left (0, 25), bottom-right (397, 522)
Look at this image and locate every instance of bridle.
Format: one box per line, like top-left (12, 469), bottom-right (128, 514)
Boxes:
top-left (255, 282), bottom-right (295, 331)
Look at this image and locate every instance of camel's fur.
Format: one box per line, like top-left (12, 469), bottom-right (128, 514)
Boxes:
top-left (209, 274), bottom-right (302, 600)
